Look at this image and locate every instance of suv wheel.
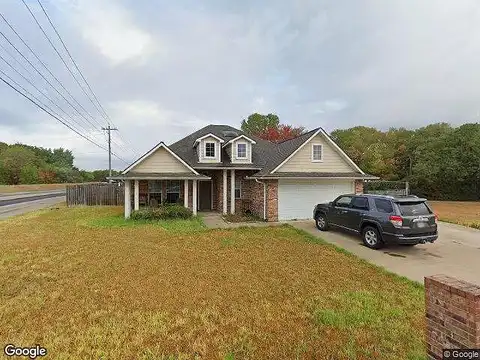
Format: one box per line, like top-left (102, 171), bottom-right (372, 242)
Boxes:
top-left (362, 226), bottom-right (383, 249)
top-left (315, 213), bottom-right (328, 231)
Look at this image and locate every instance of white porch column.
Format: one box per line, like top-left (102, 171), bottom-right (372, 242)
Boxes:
top-left (134, 180), bottom-right (139, 211)
top-left (230, 169), bottom-right (235, 214)
top-left (192, 179), bottom-right (198, 216)
top-left (222, 169), bottom-right (228, 214)
top-left (184, 180), bottom-right (189, 208)
top-left (124, 180), bottom-right (132, 219)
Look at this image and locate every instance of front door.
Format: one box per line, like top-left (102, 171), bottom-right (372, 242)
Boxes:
top-left (198, 181), bottom-right (212, 210)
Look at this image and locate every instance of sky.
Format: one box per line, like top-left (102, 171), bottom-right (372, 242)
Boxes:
top-left (1, 0), bottom-right (480, 170)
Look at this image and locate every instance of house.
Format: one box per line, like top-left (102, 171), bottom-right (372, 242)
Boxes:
top-left (111, 124), bottom-right (376, 221)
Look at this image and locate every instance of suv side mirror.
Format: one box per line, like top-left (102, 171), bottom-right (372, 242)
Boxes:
top-left (329, 201), bottom-right (333, 206)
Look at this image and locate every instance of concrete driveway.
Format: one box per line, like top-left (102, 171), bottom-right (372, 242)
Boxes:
top-left (290, 220), bottom-right (480, 285)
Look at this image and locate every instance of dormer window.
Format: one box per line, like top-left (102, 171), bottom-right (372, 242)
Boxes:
top-left (205, 142), bottom-right (215, 158)
top-left (237, 143), bottom-right (247, 158)
top-left (312, 144), bottom-right (323, 162)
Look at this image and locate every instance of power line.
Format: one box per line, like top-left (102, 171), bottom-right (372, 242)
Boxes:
top-left (0, 73), bottom-right (119, 157)
top-left (34, 0), bottom-right (141, 157)
top-left (36, 0), bottom-right (109, 121)
top-left (0, 67), bottom-right (86, 137)
top-left (0, 12), bottom-right (105, 130)
top-left (0, 29), bottom-right (102, 132)
top-left (20, 0), bottom-right (108, 129)
top-left (0, 42), bottom-right (103, 138)
top-left (0, 53), bottom-right (95, 137)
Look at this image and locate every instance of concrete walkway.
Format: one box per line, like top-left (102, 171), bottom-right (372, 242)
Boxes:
top-left (201, 212), bottom-right (278, 229)
top-left (290, 220), bottom-right (480, 285)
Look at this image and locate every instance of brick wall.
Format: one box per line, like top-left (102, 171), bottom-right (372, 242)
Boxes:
top-left (425, 275), bottom-right (480, 360)
top-left (266, 180), bottom-right (278, 221)
top-left (355, 179), bottom-right (364, 194)
top-left (244, 179), bottom-right (264, 219)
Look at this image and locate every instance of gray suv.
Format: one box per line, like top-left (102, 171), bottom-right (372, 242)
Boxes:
top-left (313, 194), bottom-right (438, 249)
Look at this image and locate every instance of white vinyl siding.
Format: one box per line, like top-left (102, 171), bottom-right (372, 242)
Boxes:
top-left (231, 139), bottom-right (252, 163)
top-left (198, 136), bottom-right (221, 163)
top-left (277, 134), bottom-right (354, 173)
top-left (277, 179), bottom-right (355, 220)
top-left (131, 147), bottom-right (191, 173)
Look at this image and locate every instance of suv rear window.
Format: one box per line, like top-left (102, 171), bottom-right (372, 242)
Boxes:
top-left (374, 198), bottom-right (393, 213)
top-left (397, 202), bottom-right (431, 216)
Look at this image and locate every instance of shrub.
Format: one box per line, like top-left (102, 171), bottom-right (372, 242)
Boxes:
top-left (131, 204), bottom-right (193, 220)
top-left (163, 204), bottom-right (193, 219)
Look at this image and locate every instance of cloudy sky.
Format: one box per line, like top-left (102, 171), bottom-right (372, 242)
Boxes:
top-left (0, 0), bottom-right (479, 170)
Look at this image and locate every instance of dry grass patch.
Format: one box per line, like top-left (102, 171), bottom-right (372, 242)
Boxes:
top-left (429, 201), bottom-right (480, 229)
top-left (0, 206), bottom-right (425, 359)
top-left (0, 183), bottom-right (67, 193)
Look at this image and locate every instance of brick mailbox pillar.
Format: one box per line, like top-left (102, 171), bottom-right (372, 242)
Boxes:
top-left (425, 275), bottom-right (480, 360)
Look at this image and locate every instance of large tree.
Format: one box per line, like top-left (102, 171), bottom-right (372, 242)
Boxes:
top-left (241, 113), bottom-right (305, 142)
top-left (241, 113), bottom-right (280, 135)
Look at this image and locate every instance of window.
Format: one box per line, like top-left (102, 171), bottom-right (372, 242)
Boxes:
top-left (205, 142), bottom-right (215, 158)
top-left (237, 143), bottom-right (247, 158)
top-left (235, 180), bottom-right (242, 199)
top-left (374, 198), bottom-right (394, 213)
top-left (148, 180), bottom-right (162, 205)
top-left (351, 197), bottom-right (369, 210)
top-left (312, 144), bottom-right (323, 162)
top-left (166, 180), bottom-right (180, 203)
top-left (398, 202), bottom-right (431, 216)
top-left (335, 196), bottom-right (353, 208)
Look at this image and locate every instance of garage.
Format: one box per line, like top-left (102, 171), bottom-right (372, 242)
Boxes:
top-left (277, 179), bottom-right (354, 220)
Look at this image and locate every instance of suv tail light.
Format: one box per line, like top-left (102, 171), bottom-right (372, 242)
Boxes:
top-left (389, 215), bottom-right (403, 228)
top-left (434, 214), bottom-right (438, 225)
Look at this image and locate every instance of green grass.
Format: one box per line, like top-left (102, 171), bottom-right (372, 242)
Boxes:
top-left (0, 205), bottom-right (426, 359)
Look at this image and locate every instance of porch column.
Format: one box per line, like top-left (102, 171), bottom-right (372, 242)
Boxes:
top-left (192, 179), bottom-right (198, 216)
top-left (134, 180), bottom-right (139, 211)
top-left (230, 169), bottom-right (235, 214)
top-left (222, 169), bottom-right (228, 214)
top-left (184, 180), bottom-right (189, 208)
top-left (124, 180), bottom-right (132, 219)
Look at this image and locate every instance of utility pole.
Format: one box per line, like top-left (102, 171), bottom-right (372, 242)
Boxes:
top-left (101, 125), bottom-right (118, 181)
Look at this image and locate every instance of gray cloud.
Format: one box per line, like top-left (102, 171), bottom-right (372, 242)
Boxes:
top-left (0, 0), bottom-right (479, 170)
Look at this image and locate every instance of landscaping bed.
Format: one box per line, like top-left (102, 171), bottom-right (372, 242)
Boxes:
top-left (0, 206), bottom-right (425, 359)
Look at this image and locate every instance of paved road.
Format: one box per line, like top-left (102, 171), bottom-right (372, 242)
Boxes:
top-left (0, 191), bottom-right (65, 219)
top-left (290, 220), bottom-right (480, 285)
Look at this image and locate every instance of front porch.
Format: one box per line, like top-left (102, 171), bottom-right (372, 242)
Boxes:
top-left (118, 169), bottom-right (259, 219)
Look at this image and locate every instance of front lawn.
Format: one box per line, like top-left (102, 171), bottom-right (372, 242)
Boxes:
top-left (0, 206), bottom-right (426, 359)
top-left (429, 200), bottom-right (480, 229)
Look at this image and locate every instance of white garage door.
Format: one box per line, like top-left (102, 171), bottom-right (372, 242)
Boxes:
top-left (278, 179), bottom-right (354, 221)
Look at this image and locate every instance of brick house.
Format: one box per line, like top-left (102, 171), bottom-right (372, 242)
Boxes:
top-left (111, 124), bottom-right (376, 221)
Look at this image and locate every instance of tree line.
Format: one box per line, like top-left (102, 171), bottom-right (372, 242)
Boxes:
top-left (242, 114), bottom-right (480, 201)
top-left (0, 142), bottom-right (119, 185)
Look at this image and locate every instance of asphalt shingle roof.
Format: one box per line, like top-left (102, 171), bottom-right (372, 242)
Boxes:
top-left (169, 124), bottom-right (276, 169)
top-left (165, 124), bottom-right (372, 178)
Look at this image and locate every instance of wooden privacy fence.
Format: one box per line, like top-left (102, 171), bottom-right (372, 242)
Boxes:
top-left (66, 183), bottom-right (125, 206)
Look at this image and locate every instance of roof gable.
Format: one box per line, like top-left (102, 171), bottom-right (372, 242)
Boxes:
top-left (222, 134), bottom-right (256, 147)
top-left (123, 142), bottom-right (198, 174)
top-left (270, 128), bottom-right (364, 174)
top-left (194, 133), bottom-right (225, 144)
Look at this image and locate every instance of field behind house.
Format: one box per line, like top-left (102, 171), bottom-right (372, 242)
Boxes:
top-left (0, 206), bottom-right (426, 359)
top-left (0, 183), bottom-right (68, 194)
top-left (429, 201), bottom-right (480, 229)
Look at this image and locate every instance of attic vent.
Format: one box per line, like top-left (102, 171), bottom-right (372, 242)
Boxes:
top-left (222, 130), bottom-right (238, 138)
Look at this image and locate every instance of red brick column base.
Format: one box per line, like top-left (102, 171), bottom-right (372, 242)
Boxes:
top-left (425, 275), bottom-right (480, 360)
top-left (354, 180), bottom-right (364, 194)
